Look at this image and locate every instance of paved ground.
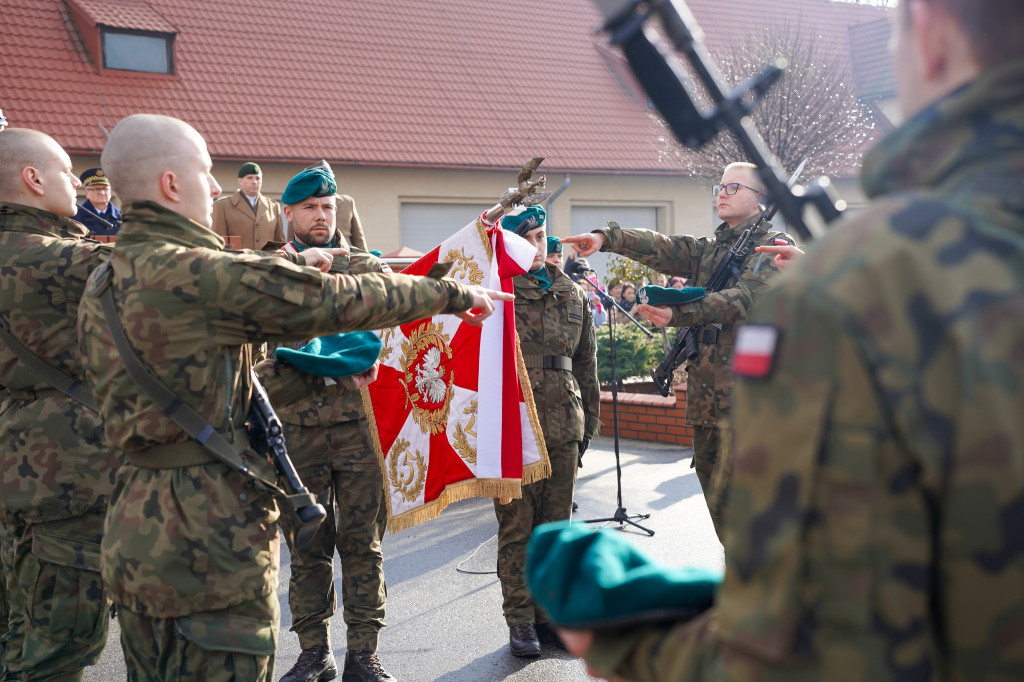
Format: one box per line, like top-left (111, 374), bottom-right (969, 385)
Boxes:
top-left (83, 434), bottom-right (723, 681)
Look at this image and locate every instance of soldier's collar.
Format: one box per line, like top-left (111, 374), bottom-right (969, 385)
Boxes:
top-left (118, 200), bottom-right (226, 251)
top-left (714, 216), bottom-right (757, 243)
top-left (0, 201), bottom-right (90, 239)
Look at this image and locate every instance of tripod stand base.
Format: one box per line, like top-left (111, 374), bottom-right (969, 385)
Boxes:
top-left (585, 507), bottom-right (654, 536)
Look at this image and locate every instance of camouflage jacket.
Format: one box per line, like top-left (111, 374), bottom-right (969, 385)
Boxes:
top-left (515, 264), bottom-right (600, 449)
top-left (78, 201), bottom-right (477, 617)
top-left (596, 219), bottom-right (791, 427)
top-left (590, 57), bottom-right (1024, 682)
top-left (257, 247), bottom-right (390, 428)
top-left (0, 203), bottom-right (121, 528)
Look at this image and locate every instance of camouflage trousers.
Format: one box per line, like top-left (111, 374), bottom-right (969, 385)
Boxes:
top-left (0, 523), bottom-right (17, 682)
top-left (278, 418), bottom-right (387, 651)
top-left (692, 424), bottom-right (727, 541)
top-left (3, 513), bottom-right (109, 681)
top-left (494, 440), bottom-right (579, 627)
top-left (118, 591), bottom-right (279, 682)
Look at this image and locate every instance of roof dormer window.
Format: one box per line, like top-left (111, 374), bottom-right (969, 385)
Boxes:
top-left (102, 28), bottom-right (174, 74)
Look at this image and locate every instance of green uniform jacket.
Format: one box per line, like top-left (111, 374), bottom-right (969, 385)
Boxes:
top-left (78, 201), bottom-right (476, 618)
top-left (592, 57), bottom-right (1024, 682)
top-left (0, 203), bottom-right (121, 527)
top-left (258, 247), bottom-right (388, 426)
top-left (596, 219), bottom-right (791, 427)
top-left (515, 264), bottom-right (600, 448)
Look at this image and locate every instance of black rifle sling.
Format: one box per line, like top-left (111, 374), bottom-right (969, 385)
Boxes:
top-left (94, 263), bottom-right (279, 491)
top-left (0, 316), bottom-right (99, 412)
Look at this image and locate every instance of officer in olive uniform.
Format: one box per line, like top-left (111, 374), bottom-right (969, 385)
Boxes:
top-left (530, 0), bottom-right (1024, 679)
top-left (257, 168), bottom-right (398, 682)
top-left (491, 206), bottom-right (600, 658)
top-left (563, 164), bottom-right (793, 539)
top-left (0, 129), bottom-right (121, 680)
top-left (76, 114), bottom-right (511, 681)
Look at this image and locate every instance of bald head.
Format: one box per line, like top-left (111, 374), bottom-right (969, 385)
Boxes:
top-left (102, 114), bottom-right (221, 227)
top-left (0, 128), bottom-right (79, 217)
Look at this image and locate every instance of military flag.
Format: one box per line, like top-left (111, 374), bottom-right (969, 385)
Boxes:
top-left (364, 214), bottom-right (549, 532)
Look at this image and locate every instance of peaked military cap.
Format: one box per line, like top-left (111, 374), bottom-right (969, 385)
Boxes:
top-left (274, 331), bottom-right (382, 378)
top-left (79, 167), bottom-right (110, 188)
top-left (281, 168), bottom-right (338, 205)
top-left (637, 285), bottom-right (706, 307)
top-left (501, 205), bottom-right (546, 236)
top-left (526, 521), bottom-right (721, 628)
top-left (237, 161), bottom-right (261, 178)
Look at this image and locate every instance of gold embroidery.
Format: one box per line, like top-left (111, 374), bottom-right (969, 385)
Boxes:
top-left (452, 400), bottom-right (478, 464)
top-left (388, 438), bottom-right (426, 503)
top-left (443, 247), bottom-right (484, 286)
top-left (400, 321), bottom-right (454, 435)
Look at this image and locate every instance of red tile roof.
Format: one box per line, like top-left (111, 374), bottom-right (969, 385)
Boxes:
top-left (0, 0), bottom-right (888, 176)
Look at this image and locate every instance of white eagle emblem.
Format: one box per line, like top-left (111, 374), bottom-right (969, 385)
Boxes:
top-left (415, 346), bottom-right (446, 404)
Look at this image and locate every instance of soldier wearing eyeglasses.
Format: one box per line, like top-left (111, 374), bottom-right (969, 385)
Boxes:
top-left (562, 162), bottom-right (794, 539)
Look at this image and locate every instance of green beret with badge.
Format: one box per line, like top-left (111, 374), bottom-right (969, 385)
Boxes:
top-left (546, 236), bottom-right (562, 254)
top-left (637, 285), bottom-right (706, 306)
top-left (237, 161), bottom-right (261, 178)
top-left (501, 205), bottom-right (546, 236)
top-left (274, 331), bottom-right (381, 378)
top-left (525, 521), bottom-right (721, 628)
top-left (281, 168), bottom-right (337, 205)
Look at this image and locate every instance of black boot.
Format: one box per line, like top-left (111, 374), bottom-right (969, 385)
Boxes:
top-left (508, 623), bottom-right (541, 658)
top-left (279, 645), bottom-right (338, 682)
top-left (342, 650), bottom-right (397, 682)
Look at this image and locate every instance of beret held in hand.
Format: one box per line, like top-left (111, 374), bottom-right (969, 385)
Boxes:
top-left (637, 285), bottom-right (705, 307)
top-left (274, 331), bottom-right (381, 378)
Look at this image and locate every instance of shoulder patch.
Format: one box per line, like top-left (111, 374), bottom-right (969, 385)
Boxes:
top-left (733, 324), bottom-right (780, 379)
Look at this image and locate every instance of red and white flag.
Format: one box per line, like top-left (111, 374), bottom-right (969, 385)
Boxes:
top-left (363, 214), bottom-right (549, 532)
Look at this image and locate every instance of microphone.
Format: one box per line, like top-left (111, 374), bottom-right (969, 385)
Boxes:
top-left (565, 257), bottom-right (596, 278)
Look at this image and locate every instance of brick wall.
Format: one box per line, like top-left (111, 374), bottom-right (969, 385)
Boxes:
top-left (598, 384), bottom-right (692, 446)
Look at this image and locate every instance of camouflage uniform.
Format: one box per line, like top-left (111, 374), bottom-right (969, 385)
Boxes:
top-left (595, 219), bottom-right (791, 536)
top-left (585, 56), bottom-right (1024, 682)
top-left (494, 264), bottom-right (600, 626)
top-left (255, 247), bottom-right (390, 653)
top-left (76, 201), bottom-right (478, 680)
top-left (0, 203), bottom-right (120, 681)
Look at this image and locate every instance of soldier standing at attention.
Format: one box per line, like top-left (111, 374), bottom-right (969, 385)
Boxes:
top-left (76, 114), bottom-right (512, 681)
top-left (563, 164), bottom-right (793, 539)
top-left (492, 206), bottom-right (600, 659)
top-left (211, 161), bottom-right (284, 250)
top-left (531, 0), bottom-right (1024, 679)
top-left (0, 129), bottom-right (121, 680)
top-left (256, 167), bottom-right (397, 682)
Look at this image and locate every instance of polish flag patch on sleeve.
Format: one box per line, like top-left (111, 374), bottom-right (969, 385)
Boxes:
top-left (733, 325), bottom-right (780, 379)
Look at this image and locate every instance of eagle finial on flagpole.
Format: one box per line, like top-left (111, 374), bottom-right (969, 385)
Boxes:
top-left (484, 157), bottom-right (550, 222)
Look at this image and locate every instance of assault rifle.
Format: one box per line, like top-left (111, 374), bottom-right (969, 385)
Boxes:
top-left (591, 0), bottom-right (846, 241)
top-left (248, 372), bottom-right (328, 548)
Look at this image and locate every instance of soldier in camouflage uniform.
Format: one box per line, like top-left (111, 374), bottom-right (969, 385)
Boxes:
top-left (563, 164), bottom-right (793, 539)
top-left (75, 115), bottom-right (510, 681)
top-left (0, 129), bottom-right (121, 681)
top-left (256, 169), bottom-right (397, 682)
top-left (547, 0), bottom-right (1024, 679)
top-left (492, 206), bottom-right (601, 658)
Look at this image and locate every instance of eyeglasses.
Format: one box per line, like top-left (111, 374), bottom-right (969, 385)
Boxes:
top-left (85, 186), bottom-right (111, 192)
top-left (712, 182), bottom-right (761, 196)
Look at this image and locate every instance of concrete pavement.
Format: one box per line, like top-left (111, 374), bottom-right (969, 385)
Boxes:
top-left (83, 434), bottom-right (723, 681)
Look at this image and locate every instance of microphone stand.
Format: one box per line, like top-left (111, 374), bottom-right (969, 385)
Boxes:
top-left (576, 267), bottom-right (655, 536)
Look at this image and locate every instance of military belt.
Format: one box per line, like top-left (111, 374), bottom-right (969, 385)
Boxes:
top-left (126, 428), bottom-right (249, 469)
top-left (5, 387), bottom-right (66, 402)
top-left (524, 355), bottom-right (573, 371)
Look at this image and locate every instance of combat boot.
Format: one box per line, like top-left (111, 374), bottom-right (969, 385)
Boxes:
top-left (342, 650), bottom-right (397, 682)
top-left (279, 645), bottom-right (338, 682)
top-left (508, 623), bottom-right (541, 658)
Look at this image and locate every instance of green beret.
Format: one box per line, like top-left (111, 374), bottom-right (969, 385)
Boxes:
top-left (526, 521), bottom-right (721, 628)
top-left (274, 332), bottom-right (381, 378)
top-left (637, 285), bottom-right (706, 307)
top-left (546, 236), bottom-right (562, 254)
top-left (79, 167), bottom-right (110, 188)
top-left (501, 205), bottom-right (546, 236)
top-left (238, 162), bottom-right (261, 178)
top-left (369, 249), bottom-right (383, 258)
top-left (281, 168), bottom-right (338, 205)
